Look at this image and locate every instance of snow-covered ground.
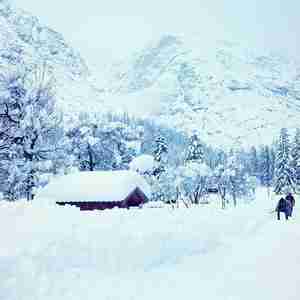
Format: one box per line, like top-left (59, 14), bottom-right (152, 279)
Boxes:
top-left (1, 189), bottom-right (300, 300)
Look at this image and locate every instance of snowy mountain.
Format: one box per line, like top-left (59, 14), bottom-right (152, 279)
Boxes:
top-left (0, 0), bottom-right (104, 126)
top-left (103, 35), bottom-right (300, 147)
top-left (3, 0), bottom-right (300, 147)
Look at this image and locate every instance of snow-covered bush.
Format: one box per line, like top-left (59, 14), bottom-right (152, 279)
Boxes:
top-left (177, 161), bottom-right (211, 204)
top-left (143, 200), bottom-right (165, 209)
top-left (147, 166), bottom-right (178, 203)
top-left (243, 175), bottom-right (257, 201)
top-left (214, 164), bottom-right (230, 209)
top-left (129, 154), bottom-right (155, 175)
top-left (215, 152), bottom-right (258, 208)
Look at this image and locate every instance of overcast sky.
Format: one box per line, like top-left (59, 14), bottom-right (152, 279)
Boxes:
top-left (14, 0), bottom-right (300, 71)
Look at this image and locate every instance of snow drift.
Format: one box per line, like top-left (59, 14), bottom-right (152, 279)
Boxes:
top-left (1, 189), bottom-right (300, 300)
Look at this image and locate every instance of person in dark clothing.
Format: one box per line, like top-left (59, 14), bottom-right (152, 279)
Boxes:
top-left (285, 193), bottom-right (295, 217)
top-left (276, 197), bottom-right (292, 220)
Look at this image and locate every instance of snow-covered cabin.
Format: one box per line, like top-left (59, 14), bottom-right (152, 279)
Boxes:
top-left (36, 171), bottom-right (151, 211)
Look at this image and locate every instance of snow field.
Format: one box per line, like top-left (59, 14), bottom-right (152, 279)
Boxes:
top-left (0, 189), bottom-right (300, 300)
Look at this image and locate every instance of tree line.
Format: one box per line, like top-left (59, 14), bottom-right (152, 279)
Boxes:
top-left (0, 65), bottom-right (299, 206)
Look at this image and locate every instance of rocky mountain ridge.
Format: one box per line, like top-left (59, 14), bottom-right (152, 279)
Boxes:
top-left (0, 0), bottom-right (104, 126)
top-left (103, 34), bottom-right (300, 146)
top-left (2, 1), bottom-right (300, 147)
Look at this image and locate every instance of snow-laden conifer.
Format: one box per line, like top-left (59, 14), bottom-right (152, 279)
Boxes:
top-left (291, 128), bottom-right (300, 191)
top-left (274, 128), bottom-right (295, 194)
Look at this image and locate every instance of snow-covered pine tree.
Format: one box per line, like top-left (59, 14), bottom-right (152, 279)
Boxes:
top-left (153, 135), bottom-right (168, 178)
top-left (153, 135), bottom-right (168, 163)
top-left (185, 134), bottom-right (204, 163)
top-left (291, 128), bottom-right (300, 191)
top-left (270, 145), bottom-right (276, 182)
top-left (0, 66), bottom-right (64, 200)
top-left (274, 128), bottom-right (295, 194)
top-left (259, 146), bottom-right (273, 186)
top-left (215, 149), bottom-right (227, 169)
top-left (249, 146), bottom-right (259, 177)
top-left (78, 124), bottom-right (99, 171)
top-left (257, 146), bottom-right (265, 184)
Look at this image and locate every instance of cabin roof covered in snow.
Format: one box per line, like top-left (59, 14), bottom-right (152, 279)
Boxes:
top-left (36, 170), bottom-right (151, 203)
top-left (129, 154), bottom-right (155, 173)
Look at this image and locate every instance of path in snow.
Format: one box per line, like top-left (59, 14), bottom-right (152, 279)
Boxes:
top-left (0, 190), bottom-right (300, 300)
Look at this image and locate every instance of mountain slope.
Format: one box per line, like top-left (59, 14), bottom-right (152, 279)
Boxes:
top-left (0, 0), bottom-right (104, 126)
top-left (3, 1), bottom-right (300, 146)
top-left (104, 35), bottom-right (300, 146)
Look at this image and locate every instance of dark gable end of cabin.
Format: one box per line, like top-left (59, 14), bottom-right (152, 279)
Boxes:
top-left (56, 186), bottom-right (149, 211)
top-left (123, 187), bottom-right (149, 207)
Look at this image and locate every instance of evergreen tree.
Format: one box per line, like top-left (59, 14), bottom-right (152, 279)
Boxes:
top-left (249, 146), bottom-right (259, 177)
top-left (259, 146), bottom-right (273, 189)
top-left (274, 128), bottom-right (295, 194)
top-left (291, 128), bottom-right (300, 190)
top-left (270, 145), bottom-right (276, 182)
top-left (117, 141), bottom-right (135, 170)
top-left (185, 134), bottom-right (204, 163)
top-left (152, 135), bottom-right (168, 178)
top-left (153, 135), bottom-right (168, 163)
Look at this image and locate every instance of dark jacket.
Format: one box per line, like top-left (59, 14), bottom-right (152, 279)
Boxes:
top-left (286, 194), bottom-right (295, 207)
top-left (276, 198), bottom-right (292, 213)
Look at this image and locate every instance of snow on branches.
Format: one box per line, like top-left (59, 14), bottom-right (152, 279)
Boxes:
top-left (0, 65), bottom-right (64, 200)
top-left (274, 128), bottom-right (296, 194)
